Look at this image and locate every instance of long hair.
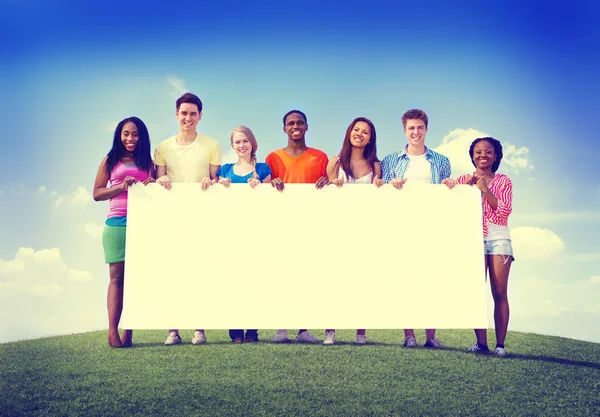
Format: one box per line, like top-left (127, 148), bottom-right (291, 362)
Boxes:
top-left (469, 137), bottom-right (503, 172)
top-left (231, 125), bottom-right (259, 179)
top-left (106, 117), bottom-right (153, 175)
top-left (337, 117), bottom-right (379, 180)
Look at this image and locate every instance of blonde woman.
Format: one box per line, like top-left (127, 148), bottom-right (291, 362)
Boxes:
top-left (216, 125), bottom-right (272, 342)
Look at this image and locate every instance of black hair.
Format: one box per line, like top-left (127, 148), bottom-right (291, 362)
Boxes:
top-left (469, 137), bottom-right (503, 172)
top-left (106, 117), bottom-right (153, 175)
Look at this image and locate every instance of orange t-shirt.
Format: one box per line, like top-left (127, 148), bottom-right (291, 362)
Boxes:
top-left (265, 148), bottom-right (328, 183)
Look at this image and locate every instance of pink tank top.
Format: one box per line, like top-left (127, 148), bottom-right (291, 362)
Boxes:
top-left (107, 161), bottom-right (152, 219)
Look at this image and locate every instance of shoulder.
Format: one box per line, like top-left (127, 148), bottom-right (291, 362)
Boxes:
top-left (427, 148), bottom-right (449, 161)
top-left (381, 152), bottom-right (399, 164)
top-left (495, 173), bottom-right (512, 185)
top-left (156, 136), bottom-right (176, 150)
top-left (307, 148), bottom-right (328, 159)
top-left (266, 149), bottom-right (284, 160)
top-left (197, 134), bottom-right (220, 147)
top-left (256, 162), bottom-right (271, 172)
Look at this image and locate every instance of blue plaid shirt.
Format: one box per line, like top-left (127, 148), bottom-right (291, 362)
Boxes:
top-left (381, 146), bottom-right (451, 184)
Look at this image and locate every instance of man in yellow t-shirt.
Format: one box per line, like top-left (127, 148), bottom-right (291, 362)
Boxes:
top-left (266, 109), bottom-right (328, 344)
top-left (153, 92), bottom-right (222, 346)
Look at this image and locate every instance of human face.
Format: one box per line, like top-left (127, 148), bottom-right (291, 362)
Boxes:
top-left (349, 121), bottom-right (371, 148)
top-left (121, 121), bottom-right (139, 153)
top-left (403, 119), bottom-right (428, 148)
top-left (176, 102), bottom-right (201, 132)
top-left (232, 131), bottom-right (253, 158)
top-left (283, 112), bottom-right (307, 141)
top-left (472, 140), bottom-right (496, 171)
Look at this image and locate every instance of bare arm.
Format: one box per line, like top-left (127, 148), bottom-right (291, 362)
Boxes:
top-left (209, 164), bottom-right (220, 180)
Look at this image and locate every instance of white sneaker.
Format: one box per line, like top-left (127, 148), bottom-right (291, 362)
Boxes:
top-left (424, 338), bottom-right (444, 349)
top-left (494, 347), bottom-right (506, 356)
top-left (192, 331), bottom-right (206, 345)
top-left (295, 331), bottom-right (319, 343)
top-left (164, 332), bottom-right (182, 345)
top-left (323, 331), bottom-right (336, 345)
top-left (271, 330), bottom-right (289, 343)
top-left (466, 343), bottom-right (489, 353)
top-left (355, 334), bottom-right (367, 345)
top-left (403, 336), bottom-right (417, 348)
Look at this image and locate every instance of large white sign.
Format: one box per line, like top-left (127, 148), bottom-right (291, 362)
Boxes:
top-left (121, 183), bottom-right (488, 329)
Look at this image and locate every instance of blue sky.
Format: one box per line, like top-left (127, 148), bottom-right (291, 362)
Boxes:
top-left (1, 0), bottom-right (599, 344)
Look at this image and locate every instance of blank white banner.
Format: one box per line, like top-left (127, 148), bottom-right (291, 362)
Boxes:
top-left (120, 183), bottom-right (488, 329)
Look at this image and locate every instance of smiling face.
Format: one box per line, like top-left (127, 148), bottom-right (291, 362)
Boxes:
top-left (472, 140), bottom-right (496, 170)
top-left (283, 112), bottom-right (308, 141)
top-left (349, 121), bottom-right (371, 148)
top-left (121, 121), bottom-right (139, 153)
top-left (403, 118), bottom-right (428, 149)
top-left (176, 102), bottom-right (201, 133)
top-left (231, 131), bottom-right (253, 158)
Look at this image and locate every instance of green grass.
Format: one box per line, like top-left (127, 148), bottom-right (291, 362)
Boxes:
top-left (2, 329), bottom-right (599, 416)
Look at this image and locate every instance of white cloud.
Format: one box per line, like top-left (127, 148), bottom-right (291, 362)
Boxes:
top-left (37, 186), bottom-right (47, 193)
top-left (53, 186), bottom-right (93, 208)
top-left (222, 148), bottom-right (238, 164)
top-left (590, 276), bottom-right (600, 284)
top-left (84, 222), bottom-right (104, 239)
top-left (167, 75), bottom-right (187, 95)
top-left (510, 226), bottom-right (566, 261)
top-left (0, 247), bottom-right (99, 343)
top-left (433, 128), bottom-right (533, 176)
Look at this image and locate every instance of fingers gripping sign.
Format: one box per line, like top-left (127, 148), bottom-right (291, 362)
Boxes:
top-left (389, 177), bottom-right (407, 190)
top-left (270, 178), bottom-right (284, 192)
top-left (373, 175), bottom-right (385, 188)
top-left (315, 176), bottom-right (330, 189)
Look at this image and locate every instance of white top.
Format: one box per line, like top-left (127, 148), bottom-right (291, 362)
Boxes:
top-left (404, 153), bottom-right (431, 184)
top-left (338, 165), bottom-right (373, 184)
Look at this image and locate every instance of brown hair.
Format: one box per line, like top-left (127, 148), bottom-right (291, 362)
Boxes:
top-left (337, 117), bottom-right (379, 181)
top-left (401, 109), bottom-right (428, 129)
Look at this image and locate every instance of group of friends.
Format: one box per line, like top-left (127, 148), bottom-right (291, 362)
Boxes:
top-left (93, 92), bottom-right (514, 356)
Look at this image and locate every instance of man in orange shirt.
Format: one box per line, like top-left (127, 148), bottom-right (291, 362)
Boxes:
top-left (267, 110), bottom-right (329, 190)
top-left (266, 110), bottom-right (328, 343)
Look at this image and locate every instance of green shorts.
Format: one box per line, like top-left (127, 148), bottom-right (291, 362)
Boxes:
top-left (102, 224), bottom-right (126, 264)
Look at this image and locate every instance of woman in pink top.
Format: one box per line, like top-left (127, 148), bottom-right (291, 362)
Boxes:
top-left (93, 117), bottom-right (155, 347)
top-left (445, 137), bottom-right (514, 356)
top-left (322, 117), bottom-right (384, 345)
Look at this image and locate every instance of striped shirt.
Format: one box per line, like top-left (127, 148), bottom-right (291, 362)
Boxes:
top-left (457, 173), bottom-right (513, 236)
top-left (381, 146), bottom-right (451, 184)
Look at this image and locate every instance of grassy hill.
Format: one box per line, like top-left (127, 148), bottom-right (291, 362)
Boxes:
top-left (1, 329), bottom-right (599, 416)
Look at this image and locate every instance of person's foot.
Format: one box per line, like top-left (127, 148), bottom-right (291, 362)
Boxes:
top-left (164, 332), bottom-right (182, 345)
top-left (233, 337), bottom-right (243, 344)
top-left (355, 334), bottom-right (367, 345)
top-left (295, 330), bottom-right (319, 343)
top-left (403, 336), bottom-right (417, 348)
top-left (323, 330), bottom-right (336, 345)
top-left (192, 331), bottom-right (206, 345)
top-left (271, 330), bottom-right (289, 343)
top-left (245, 337), bottom-right (258, 343)
top-left (494, 347), bottom-right (506, 356)
top-left (121, 330), bottom-right (133, 347)
top-left (424, 338), bottom-right (444, 349)
top-left (108, 330), bottom-right (122, 348)
top-left (466, 343), bottom-right (490, 353)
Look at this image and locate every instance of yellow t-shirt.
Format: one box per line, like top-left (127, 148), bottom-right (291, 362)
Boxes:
top-left (153, 134), bottom-right (222, 183)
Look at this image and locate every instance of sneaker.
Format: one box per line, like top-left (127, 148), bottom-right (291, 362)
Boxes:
top-left (466, 343), bottom-right (490, 353)
top-left (164, 332), bottom-right (182, 345)
top-left (233, 337), bottom-right (243, 344)
top-left (192, 331), bottom-right (206, 345)
top-left (271, 330), bottom-right (289, 343)
top-left (296, 331), bottom-right (319, 343)
top-left (323, 331), bottom-right (336, 345)
top-left (403, 336), bottom-right (417, 348)
top-left (494, 347), bottom-right (506, 356)
top-left (355, 334), bottom-right (367, 345)
top-left (424, 338), bottom-right (444, 349)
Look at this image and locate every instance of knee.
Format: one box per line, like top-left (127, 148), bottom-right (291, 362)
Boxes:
top-left (493, 292), bottom-right (508, 304)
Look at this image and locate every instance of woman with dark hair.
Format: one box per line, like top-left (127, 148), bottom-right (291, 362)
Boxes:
top-left (93, 116), bottom-right (155, 347)
top-left (322, 117), bottom-right (384, 345)
top-left (445, 137), bottom-right (514, 356)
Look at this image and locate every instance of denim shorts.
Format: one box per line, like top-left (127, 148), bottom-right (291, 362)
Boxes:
top-left (484, 239), bottom-right (515, 262)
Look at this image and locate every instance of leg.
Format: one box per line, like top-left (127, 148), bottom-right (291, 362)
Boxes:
top-left (488, 254), bottom-right (512, 346)
top-left (356, 329), bottom-right (366, 336)
top-left (425, 329), bottom-right (436, 340)
top-left (229, 329), bottom-right (244, 341)
top-left (474, 255), bottom-right (490, 345)
top-left (107, 262), bottom-right (125, 347)
top-left (245, 330), bottom-right (258, 342)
